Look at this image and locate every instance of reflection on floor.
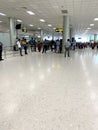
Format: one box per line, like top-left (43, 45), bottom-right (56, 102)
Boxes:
top-left (0, 48), bottom-right (98, 130)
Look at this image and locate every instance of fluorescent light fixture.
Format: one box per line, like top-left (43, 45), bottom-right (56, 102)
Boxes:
top-left (40, 19), bottom-right (45, 22)
top-left (29, 24), bottom-right (34, 27)
top-left (0, 21), bottom-right (2, 23)
top-left (90, 24), bottom-right (94, 26)
top-left (48, 24), bottom-right (52, 27)
top-left (27, 11), bottom-right (35, 15)
top-left (38, 35), bottom-right (41, 38)
top-left (87, 27), bottom-right (91, 30)
top-left (0, 13), bottom-right (6, 16)
top-left (53, 28), bottom-right (56, 30)
top-left (17, 19), bottom-right (22, 22)
top-left (94, 18), bottom-right (98, 21)
top-left (38, 28), bottom-right (41, 29)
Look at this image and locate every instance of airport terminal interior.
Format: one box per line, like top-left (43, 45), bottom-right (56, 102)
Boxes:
top-left (0, 0), bottom-right (98, 130)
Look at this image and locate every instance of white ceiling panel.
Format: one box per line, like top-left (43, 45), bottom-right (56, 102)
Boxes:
top-left (0, 0), bottom-right (98, 34)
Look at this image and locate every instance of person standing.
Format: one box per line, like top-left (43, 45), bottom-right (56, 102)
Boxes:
top-left (0, 42), bottom-right (4, 61)
top-left (37, 40), bottom-right (42, 52)
top-left (42, 39), bottom-right (47, 53)
top-left (59, 39), bottom-right (62, 53)
top-left (17, 39), bottom-right (23, 56)
top-left (29, 37), bottom-right (34, 52)
top-left (65, 39), bottom-right (71, 57)
top-left (22, 38), bottom-right (28, 55)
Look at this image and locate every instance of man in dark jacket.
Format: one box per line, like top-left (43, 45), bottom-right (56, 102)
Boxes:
top-left (0, 42), bottom-right (4, 61)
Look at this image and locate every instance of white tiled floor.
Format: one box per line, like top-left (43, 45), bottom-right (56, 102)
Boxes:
top-left (0, 48), bottom-right (98, 130)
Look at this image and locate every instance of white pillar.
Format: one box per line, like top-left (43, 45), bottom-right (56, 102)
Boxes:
top-left (63, 15), bottom-right (70, 51)
top-left (70, 27), bottom-right (73, 41)
top-left (51, 30), bottom-right (54, 40)
top-left (94, 34), bottom-right (97, 42)
top-left (9, 18), bottom-right (16, 46)
top-left (40, 30), bottom-right (44, 41)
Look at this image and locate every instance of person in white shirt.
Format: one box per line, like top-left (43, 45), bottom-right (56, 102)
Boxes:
top-left (17, 39), bottom-right (23, 56)
top-left (65, 39), bottom-right (71, 57)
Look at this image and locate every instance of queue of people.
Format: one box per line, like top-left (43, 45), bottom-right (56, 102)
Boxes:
top-left (16, 38), bottom-right (28, 56)
top-left (2, 36), bottom-right (96, 61)
top-left (0, 37), bottom-right (70, 59)
top-left (16, 38), bottom-right (71, 57)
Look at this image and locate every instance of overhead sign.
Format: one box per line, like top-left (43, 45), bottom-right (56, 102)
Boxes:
top-left (22, 27), bottom-right (27, 33)
top-left (55, 28), bottom-right (63, 32)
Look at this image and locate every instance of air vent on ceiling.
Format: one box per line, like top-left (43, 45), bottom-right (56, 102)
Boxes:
top-left (61, 10), bottom-right (68, 14)
top-left (21, 7), bottom-right (27, 10)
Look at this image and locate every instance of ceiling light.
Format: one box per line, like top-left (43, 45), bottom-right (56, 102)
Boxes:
top-left (27, 11), bottom-right (35, 15)
top-left (40, 19), bottom-right (45, 22)
top-left (0, 21), bottom-right (2, 23)
top-left (90, 24), bottom-right (94, 26)
top-left (38, 28), bottom-right (41, 29)
top-left (87, 27), bottom-right (91, 30)
top-left (0, 13), bottom-right (6, 16)
top-left (17, 19), bottom-right (22, 22)
top-left (94, 18), bottom-right (98, 21)
top-left (53, 28), bottom-right (56, 30)
top-left (48, 24), bottom-right (52, 27)
top-left (29, 24), bottom-right (34, 27)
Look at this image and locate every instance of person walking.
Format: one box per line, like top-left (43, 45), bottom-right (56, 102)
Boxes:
top-left (0, 41), bottom-right (4, 61)
top-left (17, 39), bottom-right (23, 56)
top-left (65, 39), bottom-right (71, 57)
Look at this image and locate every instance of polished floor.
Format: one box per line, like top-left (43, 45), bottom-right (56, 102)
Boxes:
top-left (0, 48), bottom-right (98, 130)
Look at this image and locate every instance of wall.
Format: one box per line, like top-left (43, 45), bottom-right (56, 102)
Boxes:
top-left (0, 33), bottom-right (10, 46)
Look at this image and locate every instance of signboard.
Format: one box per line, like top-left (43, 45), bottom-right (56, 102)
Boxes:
top-left (55, 28), bottom-right (63, 32)
top-left (22, 28), bottom-right (27, 33)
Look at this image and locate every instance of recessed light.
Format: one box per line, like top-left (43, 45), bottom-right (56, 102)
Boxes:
top-left (0, 21), bottom-right (2, 23)
top-left (0, 13), bottom-right (6, 16)
top-left (29, 24), bottom-right (34, 27)
top-left (38, 36), bottom-right (41, 38)
top-left (87, 27), bottom-right (91, 29)
top-left (90, 24), bottom-right (94, 26)
top-left (48, 24), bottom-right (52, 27)
top-left (17, 19), bottom-right (22, 22)
top-left (38, 28), bottom-right (41, 29)
top-left (53, 28), bottom-right (56, 30)
top-left (94, 18), bottom-right (98, 21)
top-left (27, 11), bottom-right (35, 15)
top-left (40, 19), bottom-right (45, 22)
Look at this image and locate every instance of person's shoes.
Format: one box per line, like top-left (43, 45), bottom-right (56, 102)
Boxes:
top-left (21, 55), bottom-right (23, 56)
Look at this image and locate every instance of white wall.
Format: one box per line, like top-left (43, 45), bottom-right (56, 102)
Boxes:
top-left (0, 33), bottom-right (10, 46)
top-left (75, 34), bottom-right (90, 42)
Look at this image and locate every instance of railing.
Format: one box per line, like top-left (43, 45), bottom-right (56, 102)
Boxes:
top-left (3, 45), bottom-right (31, 59)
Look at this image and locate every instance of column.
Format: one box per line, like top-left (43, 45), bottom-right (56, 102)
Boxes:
top-left (51, 30), bottom-right (54, 40)
top-left (70, 27), bottom-right (73, 41)
top-left (94, 34), bottom-right (97, 43)
top-left (40, 30), bottom-right (44, 42)
top-left (9, 18), bottom-right (16, 46)
top-left (63, 15), bottom-right (70, 50)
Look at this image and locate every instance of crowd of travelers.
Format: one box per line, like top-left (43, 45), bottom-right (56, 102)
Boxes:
top-left (0, 37), bottom-right (98, 61)
top-left (15, 38), bottom-right (64, 56)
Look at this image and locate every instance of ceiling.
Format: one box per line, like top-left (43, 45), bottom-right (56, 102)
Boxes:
top-left (0, 0), bottom-right (98, 35)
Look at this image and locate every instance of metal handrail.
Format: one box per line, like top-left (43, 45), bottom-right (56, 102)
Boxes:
top-left (3, 44), bottom-right (31, 58)
top-left (3, 45), bottom-right (19, 58)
